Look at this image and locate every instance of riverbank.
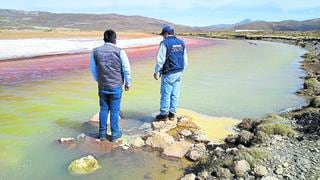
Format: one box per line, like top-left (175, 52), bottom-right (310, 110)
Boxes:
top-left (180, 32), bottom-right (320, 180)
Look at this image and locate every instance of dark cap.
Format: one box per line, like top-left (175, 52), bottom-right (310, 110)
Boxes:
top-left (160, 25), bottom-right (174, 35)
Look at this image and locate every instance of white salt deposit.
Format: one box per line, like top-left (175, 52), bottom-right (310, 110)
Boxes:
top-left (0, 36), bottom-right (162, 60)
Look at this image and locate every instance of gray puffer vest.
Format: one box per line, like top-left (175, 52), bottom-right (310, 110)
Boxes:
top-left (93, 44), bottom-right (123, 89)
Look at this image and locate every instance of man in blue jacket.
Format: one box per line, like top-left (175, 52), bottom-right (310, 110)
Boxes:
top-left (154, 26), bottom-right (188, 121)
top-left (90, 29), bottom-right (131, 142)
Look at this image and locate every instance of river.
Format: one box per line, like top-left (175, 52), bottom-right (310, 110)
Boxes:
top-left (0, 37), bottom-right (306, 179)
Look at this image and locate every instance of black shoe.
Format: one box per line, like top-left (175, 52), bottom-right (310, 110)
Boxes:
top-left (110, 132), bottom-right (123, 142)
top-left (100, 136), bottom-right (107, 142)
top-left (168, 112), bottom-right (176, 120)
top-left (155, 114), bottom-right (168, 121)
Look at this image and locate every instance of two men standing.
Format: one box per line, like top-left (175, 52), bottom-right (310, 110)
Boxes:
top-left (90, 26), bottom-right (187, 142)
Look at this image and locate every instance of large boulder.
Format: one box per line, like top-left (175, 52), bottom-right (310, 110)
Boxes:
top-left (68, 155), bottom-right (100, 175)
top-left (162, 140), bottom-right (192, 158)
top-left (233, 160), bottom-right (251, 177)
top-left (145, 131), bottom-right (175, 149)
top-left (151, 119), bottom-right (177, 132)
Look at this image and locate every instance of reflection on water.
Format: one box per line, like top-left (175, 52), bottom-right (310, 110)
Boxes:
top-left (0, 39), bottom-right (306, 179)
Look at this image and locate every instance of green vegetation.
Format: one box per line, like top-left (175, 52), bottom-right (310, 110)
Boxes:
top-left (258, 123), bottom-right (296, 137)
top-left (246, 147), bottom-right (271, 160)
top-left (178, 31), bottom-right (320, 41)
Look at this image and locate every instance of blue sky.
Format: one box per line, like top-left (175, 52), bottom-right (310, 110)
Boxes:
top-left (1, 0), bottom-right (320, 26)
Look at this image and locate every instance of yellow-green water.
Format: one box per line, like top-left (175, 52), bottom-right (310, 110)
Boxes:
top-left (0, 39), bottom-right (306, 179)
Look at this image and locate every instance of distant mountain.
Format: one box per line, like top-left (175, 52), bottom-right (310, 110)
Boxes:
top-left (0, 9), bottom-right (196, 32)
top-left (0, 9), bottom-right (319, 32)
top-left (235, 19), bottom-right (320, 31)
top-left (200, 19), bottom-right (254, 31)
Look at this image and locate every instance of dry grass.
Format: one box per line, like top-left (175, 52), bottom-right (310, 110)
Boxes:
top-left (0, 30), bottom-right (154, 39)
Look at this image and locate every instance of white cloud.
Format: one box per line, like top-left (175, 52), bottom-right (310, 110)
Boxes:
top-left (5, 0), bottom-right (320, 11)
top-left (35, 0), bottom-right (320, 10)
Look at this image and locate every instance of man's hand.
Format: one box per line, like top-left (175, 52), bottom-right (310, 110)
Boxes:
top-left (125, 86), bottom-right (130, 91)
top-left (154, 73), bottom-right (160, 80)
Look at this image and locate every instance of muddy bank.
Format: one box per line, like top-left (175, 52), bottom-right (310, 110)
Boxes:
top-left (181, 33), bottom-right (320, 180)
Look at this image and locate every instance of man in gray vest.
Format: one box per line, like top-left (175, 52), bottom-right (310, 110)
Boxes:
top-left (90, 29), bottom-right (131, 142)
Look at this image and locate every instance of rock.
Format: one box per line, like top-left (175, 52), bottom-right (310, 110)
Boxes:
top-left (309, 96), bottom-right (320, 108)
top-left (216, 167), bottom-right (233, 179)
top-left (59, 137), bottom-right (76, 143)
top-left (186, 143), bottom-right (207, 161)
top-left (214, 147), bottom-right (225, 155)
top-left (233, 160), bottom-right (251, 177)
top-left (226, 147), bottom-right (239, 153)
top-left (121, 144), bottom-right (130, 150)
top-left (222, 156), bottom-right (234, 168)
top-left (68, 155), bottom-right (100, 175)
top-left (238, 118), bottom-right (255, 131)
top-left (178, 116), bottom-right (190, 123)
top-left (273, 135), bottom-right (283, 141)
top-left (237, 144), bottom-right (246, 150)
top-left (151, 119), bottom-right (177, 132)
top-left (282, 162), bottom-right (289, 168)
top-left (76, 133), bottom-right (86, 140)
top-left (192, 131), bottom-right (210, 143)
top-left (225, 134), bottom-right (237, 144)
top-left (197, 171), bottom-right (209, 179)
top-left (162, 140), bottom-right (192, 158)
top-left (261, 176), bottom-right (280, 180)
top-left (238, 130), bottom-right (254, 146)
top-left (180, 173), bottom-right (196, 180)
top-left (132, 137), bottom-right (145, 148)
top-left (274, 165), bottom-right (283, 175)
top-left (145, 131), bottom-right (175, 149)
top-left (179, 129), bottom-right (192, 137)
top-left (254, 165), bottom-right (268, 177)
